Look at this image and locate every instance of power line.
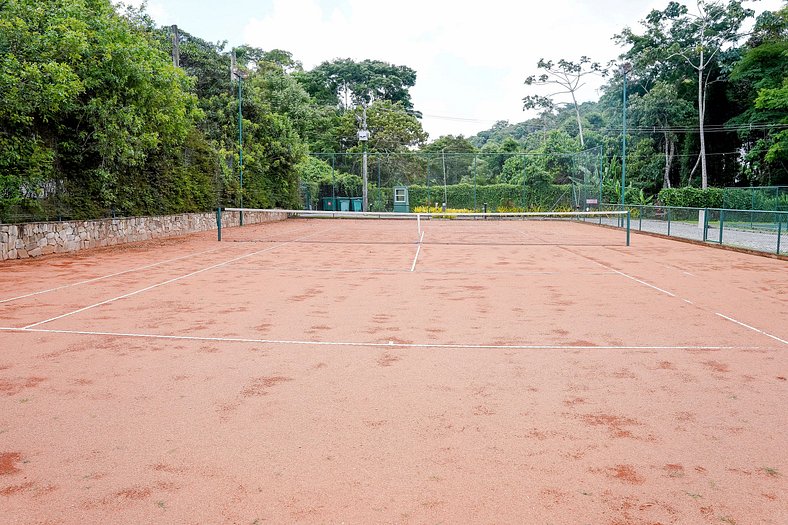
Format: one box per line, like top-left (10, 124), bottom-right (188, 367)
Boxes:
top-left (600, 123), bottom-right (787, 134)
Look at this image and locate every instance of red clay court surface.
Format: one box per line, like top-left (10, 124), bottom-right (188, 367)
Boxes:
top-left (0, 217), bottom-right (786, 524)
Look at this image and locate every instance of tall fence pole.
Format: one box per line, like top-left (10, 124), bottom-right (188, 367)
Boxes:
top-left (719, 209), bottom-right (725, 244)
top-left (216, 208), bottom-right (222, 241)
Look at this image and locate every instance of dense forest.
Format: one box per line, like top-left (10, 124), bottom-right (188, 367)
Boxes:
top-left (0, 0), bottom-right (786, 220)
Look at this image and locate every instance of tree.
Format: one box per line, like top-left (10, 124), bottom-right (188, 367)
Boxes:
top-left (420, 135), bottom-right (477, 185)
top-left (728, 6), bottom-right (788, 184)
top-left (523, 57), bottom-right (608, 147)
top-left (335, 100), bottom-right (427, 153)
top-left (628, 82), bottom-right (694, 188)
top-left (0, 0), bottom-right (202, 218)
top-left (753, 79), bottom-right (788, 169)
top-left (297, 58), bottom-right (417, 111)
top-left (616, 0), bottom-right (754, 188)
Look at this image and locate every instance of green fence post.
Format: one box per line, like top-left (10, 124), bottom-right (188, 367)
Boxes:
top-left (719, 209), bottom-right (725, 244)
top-left (216, 208), bottom-right (222, 242)
top-left (703, 208), bottom-right (709, 242)
top-left (473, 155), bottom-right (478, 212)
top-left (522, 154), bottom-right (527, 210)
top-left (777, 214), bottom-right (782, 255)
top-left (667, 207), bottom-right (671, 236)
top-left (638, 205), bottom-right (642, 231)
top-left (426, 162), bottom-right (430, 212)
top-left (377, 155), bottom-right (382, 211)
top-left (626, 210), bottom-right (631, 247)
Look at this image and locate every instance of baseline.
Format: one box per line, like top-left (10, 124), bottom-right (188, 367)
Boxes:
top-left (0, 326), bottom-right (757, 351)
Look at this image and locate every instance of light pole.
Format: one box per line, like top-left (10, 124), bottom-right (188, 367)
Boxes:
top-left (619, 62), bottom-right (632, 213)
top-left (357, 103), bottom-right (369, 211)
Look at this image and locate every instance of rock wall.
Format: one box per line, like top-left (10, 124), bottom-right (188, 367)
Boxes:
top-left (0, 210), bottom-right (285, 261)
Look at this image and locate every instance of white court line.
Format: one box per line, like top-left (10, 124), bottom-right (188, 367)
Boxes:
top-left (23, 227), bottom-right (334, 329)
top-left (0, 247), bottom-right (222, 304)
top-left (0, 326), bottom-right (754, 351)
top-left (561, 248), bottom-right (676, 298)
top-left (716, 313), bottom-right (788, 345)
top-left (410, 231), bottom-right (424, 272)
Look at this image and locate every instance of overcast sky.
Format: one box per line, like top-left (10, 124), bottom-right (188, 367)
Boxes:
top-left (123, 0), bottom-right (783, 141)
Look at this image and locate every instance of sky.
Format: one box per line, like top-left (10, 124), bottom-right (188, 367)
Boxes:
top-left (120, 0), bottom-right (784, 141)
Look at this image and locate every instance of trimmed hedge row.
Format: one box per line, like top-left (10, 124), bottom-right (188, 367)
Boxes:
top-left (406, 183), bottom-right (574, 211)
top-left (657, 187), bottom-right (788, 210)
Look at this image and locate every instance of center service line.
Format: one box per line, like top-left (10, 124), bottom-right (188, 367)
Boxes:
top-left (411, 231), bottom-right (425, 272)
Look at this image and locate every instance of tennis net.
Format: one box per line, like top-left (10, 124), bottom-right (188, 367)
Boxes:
top-left (216, 208), bottom-right (631, 247)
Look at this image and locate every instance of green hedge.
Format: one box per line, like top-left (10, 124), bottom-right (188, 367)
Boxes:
top-left (406, 183), bottom-right (574, 211)
top-left (658, 187), bottom-right (788, 210)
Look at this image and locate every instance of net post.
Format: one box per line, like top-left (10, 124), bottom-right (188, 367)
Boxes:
top-left (626, 210), bottom-right (631, 246)
top-left (417, 213), bottom-right (421, 237)
top-left (777, 214), bottom-right (782, 255)
top-left (239, 208), bottom-right (243, 227)
top-left (216, 207), bottom-right (222, 241)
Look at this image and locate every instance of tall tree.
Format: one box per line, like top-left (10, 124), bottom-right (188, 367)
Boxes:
top-left (728, 6), bottom-right (788, 184)
top-left (296, 58), bottom-right (418, 111)
top-left (629, 82), bottom-right (694, 188)
top-left (523, 57), bottom-right (608, 147)
top-left (616, 0), bottom-right (754, 188)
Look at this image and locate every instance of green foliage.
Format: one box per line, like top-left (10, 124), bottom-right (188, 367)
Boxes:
top-left (296, 58), bottom-right (417, 111)
top-left (296, 156), bottom-right (361, 209)
top-left (658, 187), bottom-right (724, 208)
top-left (407, 183), bottom-right (573, 211)
top-left (0, 0), bottom-right (209, 220)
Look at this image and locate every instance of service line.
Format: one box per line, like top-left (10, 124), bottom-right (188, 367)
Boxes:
top-left (0, 247), bottom-right (222, 304)
top-left (23, 226), bottom-right (335, 329)
top-left (0, 326), bottom-right (755, 351)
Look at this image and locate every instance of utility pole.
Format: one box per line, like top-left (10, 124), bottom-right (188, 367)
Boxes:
top-left (357, 103), bottom-right (369, 211)
top-left (171, 25), bottom-right (179, 67)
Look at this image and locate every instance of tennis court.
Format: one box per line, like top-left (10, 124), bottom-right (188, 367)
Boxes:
top-left (1, 211), bottom-right (786, 524)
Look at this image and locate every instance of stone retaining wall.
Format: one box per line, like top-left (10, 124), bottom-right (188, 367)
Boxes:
top-left (0, 210), bottom-right (285, 261)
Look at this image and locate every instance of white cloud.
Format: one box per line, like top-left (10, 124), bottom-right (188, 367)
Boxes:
top-left (203, 0), bottom-right (787, 140)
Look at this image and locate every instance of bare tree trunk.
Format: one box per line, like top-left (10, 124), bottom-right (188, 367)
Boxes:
top-left (663, 133), bottom-right (674, 189)
top-left (688, 152), bottom-right (701, 186)
top-left (698, 44), bottom-right (708, 188)
top-left (570, 92), bottom-right (584, 147)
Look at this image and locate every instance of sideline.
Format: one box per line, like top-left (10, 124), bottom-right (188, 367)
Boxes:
top-left (23, 226), bottom-right (335, 329)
